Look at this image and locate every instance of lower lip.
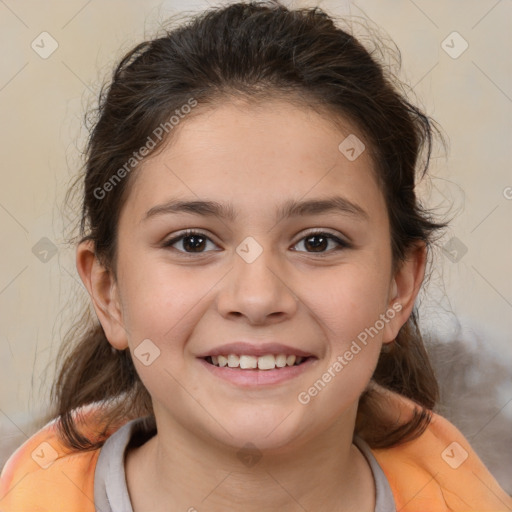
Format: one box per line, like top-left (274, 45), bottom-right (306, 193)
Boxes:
top-left (198, 357), bottom-right (317, 387)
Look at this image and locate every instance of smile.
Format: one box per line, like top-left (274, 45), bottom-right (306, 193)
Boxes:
top-left (199, 355), bottom-right (317, 386)
top-left (204, 354), bottom-right (309, 370)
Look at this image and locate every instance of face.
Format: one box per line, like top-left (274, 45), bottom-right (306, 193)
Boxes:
top-left (88, 99), bottom-right (411, 453)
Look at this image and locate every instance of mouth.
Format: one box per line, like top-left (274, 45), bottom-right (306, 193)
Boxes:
top-left (202, 354), bottom-right (314, 370)
top-left (198, 353), bottom-right (317, 387)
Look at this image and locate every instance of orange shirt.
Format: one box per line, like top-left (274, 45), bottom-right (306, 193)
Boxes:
top-left (1, 390), bottom-right (511, 511)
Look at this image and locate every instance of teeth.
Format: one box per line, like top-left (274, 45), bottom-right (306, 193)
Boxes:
top-left (275, 354), bottom-right (287, 367)
top-left (258, 354), bottom-right (276, 370)
top-left (286, 355), bottom-right (296, 366)
top-left (208, 354), bottom-right (306, 370)
top-left (227, 354), bottom-right (239, 368)
top-left (239, 355), bottom-right (258, 369)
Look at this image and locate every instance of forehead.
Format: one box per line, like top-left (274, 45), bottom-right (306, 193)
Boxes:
top-left (120, 99), bottom-right (385, 224)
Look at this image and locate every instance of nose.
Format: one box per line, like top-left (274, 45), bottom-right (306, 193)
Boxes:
top-left (216, 244), bottom-right (298, 326)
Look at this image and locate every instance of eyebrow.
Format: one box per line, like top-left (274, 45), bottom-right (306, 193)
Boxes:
top-left (142, 195), bottom-right (369, 223)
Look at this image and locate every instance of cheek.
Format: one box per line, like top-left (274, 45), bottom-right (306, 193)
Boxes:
top-left (305, 265), bottom-right (391, 342)
top-left (297, 274), bottom-right (387, 419)
top-left (120, 268), bottom-right (206, 404)
top-left (298, 263), bottom-right (390, 401)
top-left (117, 255), bottom-right (215, 362)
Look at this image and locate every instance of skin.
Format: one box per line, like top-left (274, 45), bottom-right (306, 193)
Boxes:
top-left (77, 99), bottom-right (426, 512)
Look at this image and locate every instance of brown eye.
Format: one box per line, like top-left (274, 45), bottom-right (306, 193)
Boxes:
top-left (162, 230), bottom-right (349, 257)
top-left (163, 230), bottom-right (217, 254)
top-left (292, 232), bottom-right (348, 255)
top-left (180, 234), bottom-right (207, 252)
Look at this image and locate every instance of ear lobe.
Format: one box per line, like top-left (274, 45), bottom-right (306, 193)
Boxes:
top-left (382, 242), bottom-right (427, 343)
top-left (75, 240), bottom-right (129, 350)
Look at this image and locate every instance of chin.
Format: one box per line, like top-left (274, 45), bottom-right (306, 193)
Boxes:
top-left (211, 409), bottom-right (308, 454)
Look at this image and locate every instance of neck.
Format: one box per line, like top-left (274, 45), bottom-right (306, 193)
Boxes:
top-left (125, 407), bottom-right (374, 512)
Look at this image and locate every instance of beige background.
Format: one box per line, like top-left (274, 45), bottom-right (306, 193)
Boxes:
top-left (1, 0), bottom-right (511, 492)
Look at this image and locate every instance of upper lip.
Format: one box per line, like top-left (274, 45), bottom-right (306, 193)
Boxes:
top-left (197, 342), bottom-right (315, 358)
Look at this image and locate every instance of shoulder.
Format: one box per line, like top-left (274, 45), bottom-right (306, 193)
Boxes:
top-left (0, 404), bottom-right (128, 512)
top-left (369, 386), bottom-right (512, 511)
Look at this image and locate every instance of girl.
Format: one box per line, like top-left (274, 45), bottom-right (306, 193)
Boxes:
top-left (1, 2), bottom-right (510, 510)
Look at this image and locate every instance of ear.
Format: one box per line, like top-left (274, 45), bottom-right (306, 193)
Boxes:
top-left (76, 240), bottom-right (129, 350)
top-left (382, 241), bottom-right (427, 343)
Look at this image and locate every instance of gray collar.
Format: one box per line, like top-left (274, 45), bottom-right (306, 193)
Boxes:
top-left (94, 418), bottom-right (396, 512)
top-left (353, 436), bottom-right (397, 511)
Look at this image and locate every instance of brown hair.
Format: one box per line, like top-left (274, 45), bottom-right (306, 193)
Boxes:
top-left (49, 0), bottom-right (448, 451)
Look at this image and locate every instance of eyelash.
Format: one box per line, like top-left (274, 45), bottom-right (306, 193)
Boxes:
top-left (161, 229), bottom-right (351, 257)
